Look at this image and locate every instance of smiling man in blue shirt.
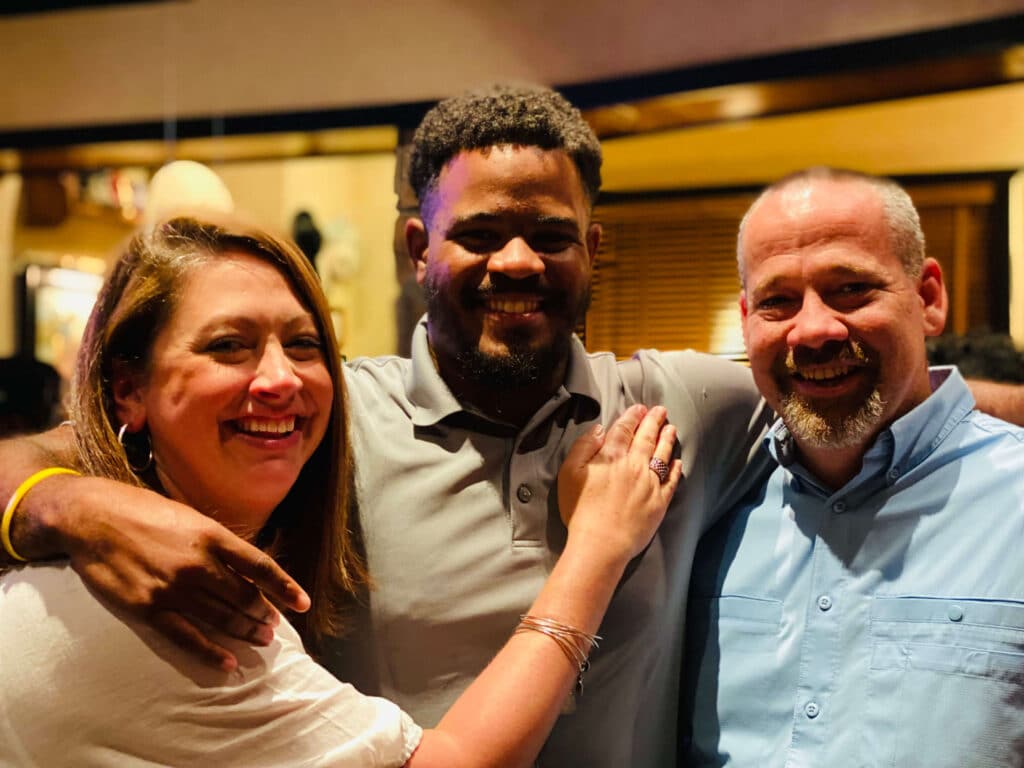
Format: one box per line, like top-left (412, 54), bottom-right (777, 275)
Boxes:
top-left (684, 167), bottom-right (1024, 767)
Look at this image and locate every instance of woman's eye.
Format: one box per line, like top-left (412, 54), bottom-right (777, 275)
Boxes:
top-left (288, 336), bottom-right (324, 358)
top-left (206, 338), bottom-right (247, 354)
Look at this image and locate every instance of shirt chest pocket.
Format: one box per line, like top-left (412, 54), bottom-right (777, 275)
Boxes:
top-left (865, 597), bottom-right (1024, 768)
top-left (690, 597), bottom-right (785, 706)
top-left (698, 594), bottom-right (783, 652)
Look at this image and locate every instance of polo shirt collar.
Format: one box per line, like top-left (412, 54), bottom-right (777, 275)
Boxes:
top-left (406, 318), bottom-right (463, 427)
top-left (405, 315), bottom-right (600, 428)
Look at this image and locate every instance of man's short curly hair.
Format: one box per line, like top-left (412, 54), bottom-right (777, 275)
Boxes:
top-left (409, 83), bottom-right (602, 219)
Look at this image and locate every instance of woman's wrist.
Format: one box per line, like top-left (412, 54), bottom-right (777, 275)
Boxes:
top-left (563, 522), bottom-right (639, 575)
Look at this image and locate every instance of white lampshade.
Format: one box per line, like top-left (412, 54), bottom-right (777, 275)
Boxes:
top-left (144, 160), bottom-right (234, 228)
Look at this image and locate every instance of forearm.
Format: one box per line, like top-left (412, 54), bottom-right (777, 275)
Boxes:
top-left (0, 427), bottom-right (78, 565)
top-left (412, 539), bottom-right (626, 768)
top-left (967, 379), bottom-right (1024, 426)
top-left (2, 428), bottom-right (308, 668)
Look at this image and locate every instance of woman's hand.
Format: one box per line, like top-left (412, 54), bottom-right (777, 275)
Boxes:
top-left (557, 405), bottom-right (681, 564)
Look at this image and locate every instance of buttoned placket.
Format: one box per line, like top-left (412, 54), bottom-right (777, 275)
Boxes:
top-left (782, 458), bottom-right (899, 766)
top-left (507, 388), bottom-right (578, 547)
top-left (784, 475), bottom-right (850, 767)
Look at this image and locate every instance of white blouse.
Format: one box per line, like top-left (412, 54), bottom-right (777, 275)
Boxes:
top-left (0, 563), bottom-right (422, 767)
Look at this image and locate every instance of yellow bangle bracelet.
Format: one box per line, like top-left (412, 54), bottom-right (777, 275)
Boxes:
top-left (2, 467), bottom-right (81, 562)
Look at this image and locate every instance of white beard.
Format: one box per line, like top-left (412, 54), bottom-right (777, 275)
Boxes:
top-left (779, 387), bottom-right (886, 449)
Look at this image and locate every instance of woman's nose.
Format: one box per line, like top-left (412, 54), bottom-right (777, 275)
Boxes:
top-left (250, 343), bottom-right (302, 400)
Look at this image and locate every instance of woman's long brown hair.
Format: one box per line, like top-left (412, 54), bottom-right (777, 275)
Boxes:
top-left (71, 213), bottom-right (366, 654)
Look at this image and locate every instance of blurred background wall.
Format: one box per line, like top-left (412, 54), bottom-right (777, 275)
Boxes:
top-left (2, 0), bottom-right (1020, 132)
top-left (2, 0), bottom-right (1024, 432)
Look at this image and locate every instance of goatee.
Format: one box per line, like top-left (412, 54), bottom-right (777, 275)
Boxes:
top-left (778, 339), bottom-right (886, 449)
top-left (780, 387), bottom-right (886, 449)
top-left (454, 331), bottom-right (570, 390)
top-left (422, 272), bottom-right (588, 391)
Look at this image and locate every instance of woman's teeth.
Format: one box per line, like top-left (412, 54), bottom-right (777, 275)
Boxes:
top-left (239, 417), bottom-right (295, 435)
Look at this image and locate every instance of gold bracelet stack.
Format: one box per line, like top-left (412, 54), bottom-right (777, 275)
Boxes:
top-left (515, 614), bottom-right (602, 695)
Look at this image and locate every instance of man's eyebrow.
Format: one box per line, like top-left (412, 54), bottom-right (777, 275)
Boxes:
top-left (447, 213), bottom-right (580, 229)
top-left (448, 213), bottom-right (502, 227)
top-left (750, 275), bottom-right (790, 298)
top-left (825, 263), bottom-right (874, 278)
top-left (751, 264), bottom-right (876, 295)
top-left (534, 214), bottom-right (580, 228)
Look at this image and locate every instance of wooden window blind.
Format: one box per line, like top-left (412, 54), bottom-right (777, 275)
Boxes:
top-left (585, 193), bottom-right (755, 358)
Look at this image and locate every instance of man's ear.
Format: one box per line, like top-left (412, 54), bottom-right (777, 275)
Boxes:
top-left (406, 216), bottom-right (429, 286)
top-left (110, 360), bottom-right (147, 431)
top-left (917, 257), bottom-right (948, 337)
top-left (738, 290), bottom-right (752, 354)
top-left (585, 222), bottom-right (601, 269)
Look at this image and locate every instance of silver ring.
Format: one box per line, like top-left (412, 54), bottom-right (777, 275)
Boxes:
top-left (648, 457), bottom-right (670, 484)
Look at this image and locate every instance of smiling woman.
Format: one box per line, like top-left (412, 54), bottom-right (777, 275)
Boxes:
top-left (69, 214), bottom-right (360, 648)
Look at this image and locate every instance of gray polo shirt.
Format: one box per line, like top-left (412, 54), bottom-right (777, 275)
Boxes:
top-left (325, 319), bottom-right (773, 768)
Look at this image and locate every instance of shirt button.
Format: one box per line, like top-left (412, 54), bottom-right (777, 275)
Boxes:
top-left (516, 484), bottom-right (533, 503)
top-left (805, 701), bottom-right (821, 719)
top-left (948, 605), bottom-right (964, 622)
top-left (832, 500), bottom-right (847, 514)
top-left (817, 595), bottom-right (833, 612)
top-left (886, 467), bottom-right (901, 481)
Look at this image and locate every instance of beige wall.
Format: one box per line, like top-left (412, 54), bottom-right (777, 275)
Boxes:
top-left (216, 153), bottom-right (399, 358)
top-left (602, 81), bottom-right (1024, 190)
top-left (1, 0), bottom-right (1023, 131)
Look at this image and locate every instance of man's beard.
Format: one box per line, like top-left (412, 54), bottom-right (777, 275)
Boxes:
top-left (779, 388), bottom-right (886, 449)
top-left (423, 275), bottom-right (588, 391)
top-left (454, 329), bottom-right (569, 390)
top-left (777, 340), bottom-right (886, 450)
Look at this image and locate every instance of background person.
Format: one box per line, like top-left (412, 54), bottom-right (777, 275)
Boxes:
top-left (682, 167), bottom-right (1024, 766)
top-left (1, 214), bottom-right (681, 767)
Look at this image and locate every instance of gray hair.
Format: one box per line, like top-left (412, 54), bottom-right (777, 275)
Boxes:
top-left (737, 167), bottom-right (925, 285)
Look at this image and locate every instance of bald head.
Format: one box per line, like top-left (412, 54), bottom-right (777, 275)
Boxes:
top-left (737, 168), bottom-right (924, 286)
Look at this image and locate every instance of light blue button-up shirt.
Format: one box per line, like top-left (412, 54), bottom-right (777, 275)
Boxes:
top-left (684, 367), bottom-right (1024, 767)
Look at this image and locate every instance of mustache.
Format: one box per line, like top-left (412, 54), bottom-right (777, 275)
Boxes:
top-left (471, 276), bottom-right (555, 301)
top-left (785, 339), bottom-right (871, 373)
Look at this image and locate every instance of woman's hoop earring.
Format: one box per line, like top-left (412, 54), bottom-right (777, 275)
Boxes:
top-left (117, 423), bottom-right (153, 473)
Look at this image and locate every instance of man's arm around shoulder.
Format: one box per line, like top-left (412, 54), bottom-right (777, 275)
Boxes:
top-left (966, 379), bottom-right (1024, 426)
top-left (0, 427), bottom-right (310, 670)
